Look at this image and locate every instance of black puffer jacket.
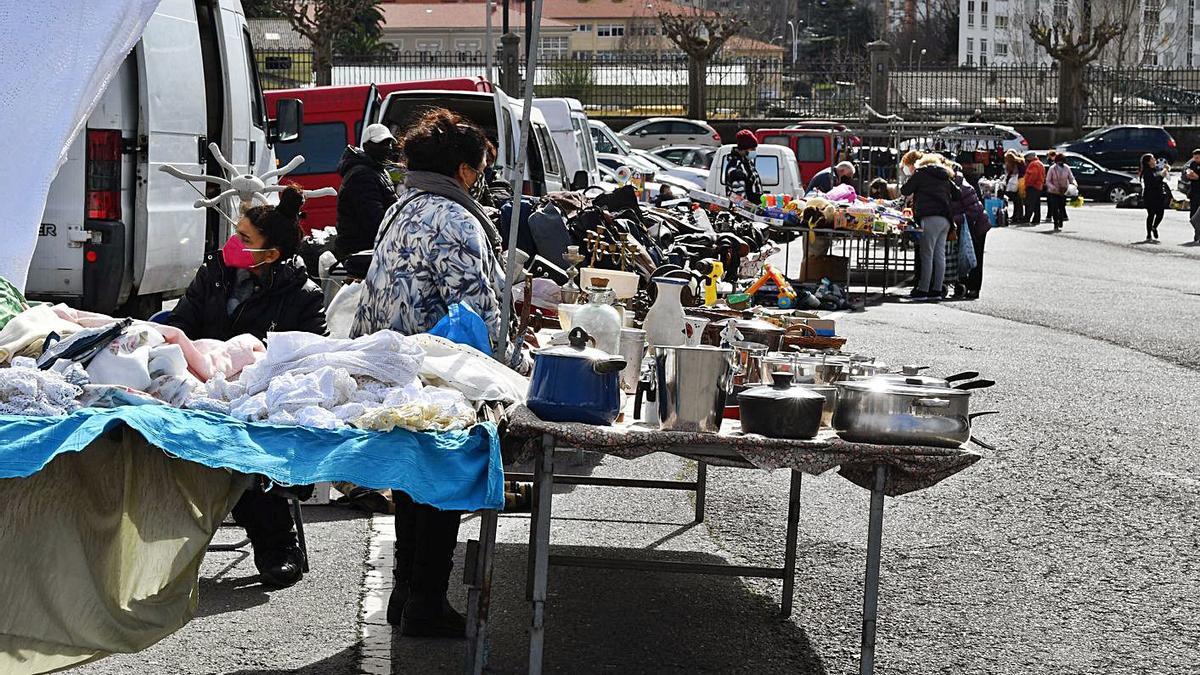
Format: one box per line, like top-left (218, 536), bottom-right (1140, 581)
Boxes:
top-left (901, 164), bottom-right (961, 220)
top-left (333, 146), bottom-right (398, 258)
top-left (167, 254), bottom-right (327, 341)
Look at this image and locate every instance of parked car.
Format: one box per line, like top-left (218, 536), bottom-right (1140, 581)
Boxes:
top-left (786, 121), bottom-right (861, 146)
top-left (706, 144), bottom-right (803, 198)
top-left (618, 117), bottom-right (722, 150)
top-left (267, 77), bottom-right (495, 232)
top-left (1037, 151), bottom-right (1142, 202)
top-left (754, 129), bottom-right (843, 185)
top-left (899, 123), bottom-right (1027, 156)
top-left (596, 152), bottom-right (659, 181)
top-left (647, 144), bottom-right (716, 170)
top-left (33, 0), bottom-right (301, 317)
top-left (1055, 125), bottom-right (1177, 171)
top-left (631, 149), bottom-right (708, 189)
top-left (359, 85), bottom-right (567, 197)
top-left (533, 97), bottom-right (600, 189)
top-left (590, 120), bottom-right (634, 156)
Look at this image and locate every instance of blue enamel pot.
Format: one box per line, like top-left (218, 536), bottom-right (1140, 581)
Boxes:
top-left (527, 327), bottom-right (627, 425)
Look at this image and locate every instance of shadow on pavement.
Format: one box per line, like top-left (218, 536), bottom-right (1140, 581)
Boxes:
top-left (390, 542), bottom-right (828, 674)
top-left (224, 645), bottom-right (360, 674)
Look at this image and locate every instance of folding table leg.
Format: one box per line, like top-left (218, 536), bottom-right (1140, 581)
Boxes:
top-left (780, 470), bottom-right (802, 618)
top-left (860, 464), bottom-right (888, 675)
top-left (466, 509), bottom-right (498, 675)
top-left (528, 435), bottom-right (555, 675)
top-left (693, 461), bottom-right (707, 523)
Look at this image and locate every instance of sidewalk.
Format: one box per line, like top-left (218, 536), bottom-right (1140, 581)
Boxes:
top-left (1004, 202), bottom-right (1200, 257)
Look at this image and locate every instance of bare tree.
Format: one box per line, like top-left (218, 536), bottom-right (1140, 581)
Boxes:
top-left (1029, 11), bottom-right (1124, 132)
top-left (268, 0), bottom-right (381, 85)
top-left (660, 9), bottom-right (747, 118)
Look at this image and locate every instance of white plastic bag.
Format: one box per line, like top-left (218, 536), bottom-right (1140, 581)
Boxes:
top-left (1066, 184), bottom-right (1079, 199)
top-left (326, 281), bottom-right (363, 339)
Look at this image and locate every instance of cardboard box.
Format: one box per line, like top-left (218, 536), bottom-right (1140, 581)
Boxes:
top-left (804, 318), bottom-right (836, 336)
top-left (801, 255), bottom-right (848, 283)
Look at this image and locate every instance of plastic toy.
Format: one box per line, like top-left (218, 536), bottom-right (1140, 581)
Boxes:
top-left (744, 263), bottom-right (797, 308)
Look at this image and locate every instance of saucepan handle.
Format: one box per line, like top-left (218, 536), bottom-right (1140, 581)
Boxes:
top-left (914, 397), bottom-right (951, 408)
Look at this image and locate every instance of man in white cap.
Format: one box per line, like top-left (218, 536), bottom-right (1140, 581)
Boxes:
top-left (332, 123), bottom-right (399, 259)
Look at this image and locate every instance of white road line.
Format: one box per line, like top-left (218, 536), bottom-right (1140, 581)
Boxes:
top-left (360, 514), bottom-right (395, 674)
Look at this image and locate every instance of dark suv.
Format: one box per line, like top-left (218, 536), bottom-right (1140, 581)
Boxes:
top-left (1055, 125), bottom-right (1177, 171)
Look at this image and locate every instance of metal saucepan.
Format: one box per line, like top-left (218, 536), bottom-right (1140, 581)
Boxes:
top-left (833, 379), bottom-right (987, 448)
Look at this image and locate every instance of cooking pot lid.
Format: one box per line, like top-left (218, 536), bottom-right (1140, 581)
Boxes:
top-left (836, 379), bottom-right (969, 398)
top-left (536, 327), bottom-right (614, 361)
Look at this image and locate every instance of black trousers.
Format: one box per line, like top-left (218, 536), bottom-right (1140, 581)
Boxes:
top-left (1191, 192), bottom-right (1200, 240)
top-left (965, 228), bottom-right (987, 294)
top-left (231, 489), bottom-right (297, 551)
top-left (393, 491), bottom-right (462, 616)
top-left (1145, 204), bottom-right (1165, 238)
top-left (1026, 188), bottom-right (1042, 223)
top-left (1047, 194), bottom-right (1067, 228)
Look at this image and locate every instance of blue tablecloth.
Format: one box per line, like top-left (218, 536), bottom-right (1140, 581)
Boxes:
top-left (0, 406), bottom-right (503, 511)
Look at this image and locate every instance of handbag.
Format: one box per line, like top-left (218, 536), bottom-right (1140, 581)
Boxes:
top-left (958, 224), bottom-right (977, 276)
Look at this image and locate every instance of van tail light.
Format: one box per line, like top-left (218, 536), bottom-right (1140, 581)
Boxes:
top-left (1168, 137), bottom-right (1177, 148)
top-left (712, 132), bottom-right (722, 142)
top-left (522, 180), bottom-right (534, 196)
top-left (1020, 138), bottom-right (1029, 146)
top-left (86, 129), bottom-right (122, 221)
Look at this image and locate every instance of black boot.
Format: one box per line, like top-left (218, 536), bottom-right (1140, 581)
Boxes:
top-left (387, 493), bottom-right (418, 625)
top-left (399, 500), bottom-right (464, 639)
top-left (233, 487), bottom-right (303, 588)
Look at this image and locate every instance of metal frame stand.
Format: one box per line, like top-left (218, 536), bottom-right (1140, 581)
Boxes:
top-left (465, 508), bottom-right (499, 674)
top-left (859, 464), bottom-right (888, 675)
top-left (521, 435), bottom-right (804, 673)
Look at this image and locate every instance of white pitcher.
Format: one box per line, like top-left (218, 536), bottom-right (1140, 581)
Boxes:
top-left (643, 277), bottom-right (688, 349)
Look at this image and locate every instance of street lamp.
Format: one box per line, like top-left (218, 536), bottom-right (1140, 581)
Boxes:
top-left (787, 20), bottom-right (798, 65)
top-left (908, 39), bottom-right (917, 68)
top-left (918, 47), bottom-right (927, 71)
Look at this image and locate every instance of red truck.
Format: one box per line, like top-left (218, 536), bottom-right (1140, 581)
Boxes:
top-left (266, 77), bottom-right (495, 232)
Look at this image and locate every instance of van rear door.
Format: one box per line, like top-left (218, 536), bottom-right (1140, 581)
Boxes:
top-left (357, 84), bottom-right (382, 144)
top-left (133, 0), bottom-right (208, 295)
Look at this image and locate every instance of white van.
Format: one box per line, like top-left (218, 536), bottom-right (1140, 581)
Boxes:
top-left (706, 144), bottom-right (804, 198)
top-left (533, 98), bottom-right (599, 189)
top-left (31, 0), bottom-right (301, 316)
top-left (360, 86), bottom-right (566, 196)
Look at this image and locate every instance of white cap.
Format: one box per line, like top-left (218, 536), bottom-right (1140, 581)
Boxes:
top-left (363, 123), bottom-right (395, 144)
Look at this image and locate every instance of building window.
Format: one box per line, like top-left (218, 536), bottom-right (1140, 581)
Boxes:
top-left (967, 0), bottom-right (975, 26)
top-left (995, 42), bottom-right (1008, 56)
top-left (577, 24), bottom-right (592, 32)
top-left (967, 38), bottom-right (974, 54)
top-left (415, 39), bottom-right (442, 52)
top-left (1053, 0), bottom-right (1068, 14)
top-left (995, 15), bottom-right (1007, 29)
top-left (455, 39), bottom-right (481, 52)
top-left (981, 1), bottom-right (988, 13)
top-left (539, 36), bottom-right (570, 58)
top-left (596, 24), bottom-right (625, 37)
top-left (571, 50), bottom-right (592, 60)
top-left (981, 12), bottom-right (988, 27)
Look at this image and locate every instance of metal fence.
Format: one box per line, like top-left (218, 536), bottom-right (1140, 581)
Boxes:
top-left (890, 64), bottom-right (1200, 125)
top-left (256, 49), bottom-right (1200, 124)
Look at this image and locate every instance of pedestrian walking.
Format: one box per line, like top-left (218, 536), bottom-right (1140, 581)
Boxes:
top-left (1183, 149), bottom-right (1200, 243)
top-left (901, 155), bottom-right (960, 301)
top-left (1139, 153), bottom-right (1169, 242)
top-left (1003, 151), bottom-right (1027, 224)
top-left (1045, 153), bottom-right (1076, 231)
top-left (1024, 151), bottom-right (1046, 225)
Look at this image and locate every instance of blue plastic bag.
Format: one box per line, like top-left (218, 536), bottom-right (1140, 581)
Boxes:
top-left (428, 302), bottom-right (493, 356)
top-left (983, 197), bottom-right (1004, 226)
top-left (958, 224), bottom-right (977, 277)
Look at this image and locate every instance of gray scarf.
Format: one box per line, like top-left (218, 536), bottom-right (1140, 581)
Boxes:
top-left (404, 170), bottom-right (502, 250)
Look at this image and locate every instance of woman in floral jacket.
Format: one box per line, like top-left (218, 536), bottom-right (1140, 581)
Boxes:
top-left (350, 108), bottom-right (520, 639)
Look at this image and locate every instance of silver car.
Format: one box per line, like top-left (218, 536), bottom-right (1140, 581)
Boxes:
top-left (618, 117), bottom-right (722, 150)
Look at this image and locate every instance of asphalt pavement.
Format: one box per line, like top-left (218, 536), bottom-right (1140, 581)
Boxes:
top-left (70, 202), bottom-right (1199, 674)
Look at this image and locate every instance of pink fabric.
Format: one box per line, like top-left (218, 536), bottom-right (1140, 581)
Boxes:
top-left (50, 305), bottom-right (264, 382)
top-left (825, 183), bottom-right (858, 202)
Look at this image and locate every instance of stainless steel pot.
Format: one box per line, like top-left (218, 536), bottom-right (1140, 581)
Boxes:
top-left (797, 383), bottom-right (838, 427)
top-left (654, 345), bottom-right (735, 433)
top-left (730, 341), bottom-right (770, 386)
top-left (832, 379), bottom-right (974, 448)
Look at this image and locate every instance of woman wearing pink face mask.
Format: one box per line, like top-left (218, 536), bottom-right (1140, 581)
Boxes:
top-left (168, 184), bottom-right (325, 588)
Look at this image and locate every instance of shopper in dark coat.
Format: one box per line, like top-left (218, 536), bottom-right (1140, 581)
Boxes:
top-left (901, 156), bottom-right (961, 300)
top-left (950, 171), bottom-right (991, 299)
top-left (169, 186), bottom-right (326, 589)
top-left (1185, 148), bottom-right (1200, 243)
top-left (332, 123), bottom-right (400, 259)
top-left (1139, 153), bottom-right (1169, 242)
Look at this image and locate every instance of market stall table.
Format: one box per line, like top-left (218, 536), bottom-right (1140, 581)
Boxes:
top-left (776, 227), bottom-right (914, 301)
top-left (474, 404), bottom-right (981, 675)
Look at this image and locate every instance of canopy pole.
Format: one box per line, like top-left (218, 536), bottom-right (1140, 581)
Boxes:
top-left (485, 0), bottom-right (495, 84)
top-left (496, 0), bottom-right (543, 362)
